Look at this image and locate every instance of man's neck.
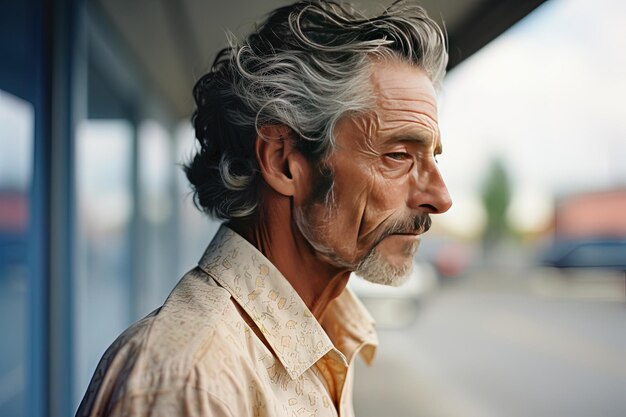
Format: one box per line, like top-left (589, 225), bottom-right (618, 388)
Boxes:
top-left (228, 205), bottom-right (350, 321)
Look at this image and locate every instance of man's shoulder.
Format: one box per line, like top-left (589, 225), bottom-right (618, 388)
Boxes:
top-left (103, 267), bottom-right (240, 373)
top-left (77, 267), bottom-right (248, 415)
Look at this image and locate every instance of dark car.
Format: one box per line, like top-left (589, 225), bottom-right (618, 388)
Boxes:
top-left (540, 239), bottom-right (626, 270)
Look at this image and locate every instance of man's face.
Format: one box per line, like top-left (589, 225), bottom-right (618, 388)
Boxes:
top-left (295, 59), bottom-right (452, 285)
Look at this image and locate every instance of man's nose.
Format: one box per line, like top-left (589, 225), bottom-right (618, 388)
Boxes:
top-left (408, 164), bottom-right (452, 214)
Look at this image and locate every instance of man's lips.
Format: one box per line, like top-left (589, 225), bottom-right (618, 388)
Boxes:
top-left (392, 230), bottom-right (425, 236)
top-left (387, 232), bottom-right (423, 241)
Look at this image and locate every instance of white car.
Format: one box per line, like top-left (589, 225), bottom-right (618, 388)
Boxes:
top-left (348, 261), bottom-right (438, 328)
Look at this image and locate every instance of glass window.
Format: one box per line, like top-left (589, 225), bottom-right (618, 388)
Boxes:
top-left (74, 119), bottom-right (133, 399)
top-left (137, 120), bottom-right (176, 313)
top-left (0, 89), bottom-right (33, 417)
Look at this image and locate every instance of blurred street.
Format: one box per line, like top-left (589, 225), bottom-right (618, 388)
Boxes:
top-left (353, 266), bottom-right (626, 417)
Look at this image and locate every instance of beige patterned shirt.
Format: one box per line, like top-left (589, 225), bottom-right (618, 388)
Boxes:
top-left (77, 225), bottom-right (378, 417)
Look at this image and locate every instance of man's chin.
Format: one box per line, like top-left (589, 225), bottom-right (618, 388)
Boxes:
top-left (354, 253), bottom-right (413, 286)
top-left (354, 236), bottom-right (419, 286)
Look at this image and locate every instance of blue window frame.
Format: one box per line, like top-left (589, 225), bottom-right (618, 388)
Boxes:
top-left (0, 1), bottom-right (51, 416)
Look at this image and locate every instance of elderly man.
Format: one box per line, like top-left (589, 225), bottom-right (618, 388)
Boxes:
top-left (77, 1), bottom-right (451, 416)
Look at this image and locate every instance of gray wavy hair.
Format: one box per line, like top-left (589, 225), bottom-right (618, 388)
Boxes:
top-left (184, 0), bottom-right (448, 220)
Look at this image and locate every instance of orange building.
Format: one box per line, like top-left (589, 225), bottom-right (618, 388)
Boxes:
top-left (555, 188), bottom-right (626, 238)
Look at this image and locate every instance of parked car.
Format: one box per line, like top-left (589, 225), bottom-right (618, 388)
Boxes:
top-left (539, 239), bottom-right (626, 270)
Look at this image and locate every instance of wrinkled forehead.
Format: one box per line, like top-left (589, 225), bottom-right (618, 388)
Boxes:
top-left (371, 60), bottom-right (438, 119)
top-left (368, 60), bottom-right (441, 147)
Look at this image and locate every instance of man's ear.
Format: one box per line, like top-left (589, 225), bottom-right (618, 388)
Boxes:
top-left (255, 125), bottom-right (309, 197)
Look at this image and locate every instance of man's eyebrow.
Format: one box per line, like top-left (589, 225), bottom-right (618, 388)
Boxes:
top-left (388, 132), bottom-right (443, 154)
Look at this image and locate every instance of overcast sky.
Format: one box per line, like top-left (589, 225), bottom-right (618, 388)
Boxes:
top-left (436, 0), bottom-right (626, 235)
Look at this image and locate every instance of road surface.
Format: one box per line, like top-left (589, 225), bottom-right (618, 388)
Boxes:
top-left (353, 267), bottom-right (626, 417)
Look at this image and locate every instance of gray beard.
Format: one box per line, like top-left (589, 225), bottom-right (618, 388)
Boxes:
top-left (354, 239), bottom-right (419, 286)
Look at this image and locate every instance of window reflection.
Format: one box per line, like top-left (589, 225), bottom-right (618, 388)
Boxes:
top-left (0, 89), bottom-right (33, 417)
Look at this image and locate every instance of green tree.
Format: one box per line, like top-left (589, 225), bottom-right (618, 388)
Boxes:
top-left (481, 157), bottom-right (512, 246)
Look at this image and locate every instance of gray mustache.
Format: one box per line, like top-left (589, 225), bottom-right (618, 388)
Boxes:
top-left (380, 214), bottom-right (432, 241)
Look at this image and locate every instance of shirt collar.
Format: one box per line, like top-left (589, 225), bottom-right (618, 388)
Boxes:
top-left (322, 286), bottom-right (378, 366)
top-left (197, 225), bottom-right (377, 379)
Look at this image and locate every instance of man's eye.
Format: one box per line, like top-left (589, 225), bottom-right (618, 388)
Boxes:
top-left (385, 152), bottom-right (410, 161)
